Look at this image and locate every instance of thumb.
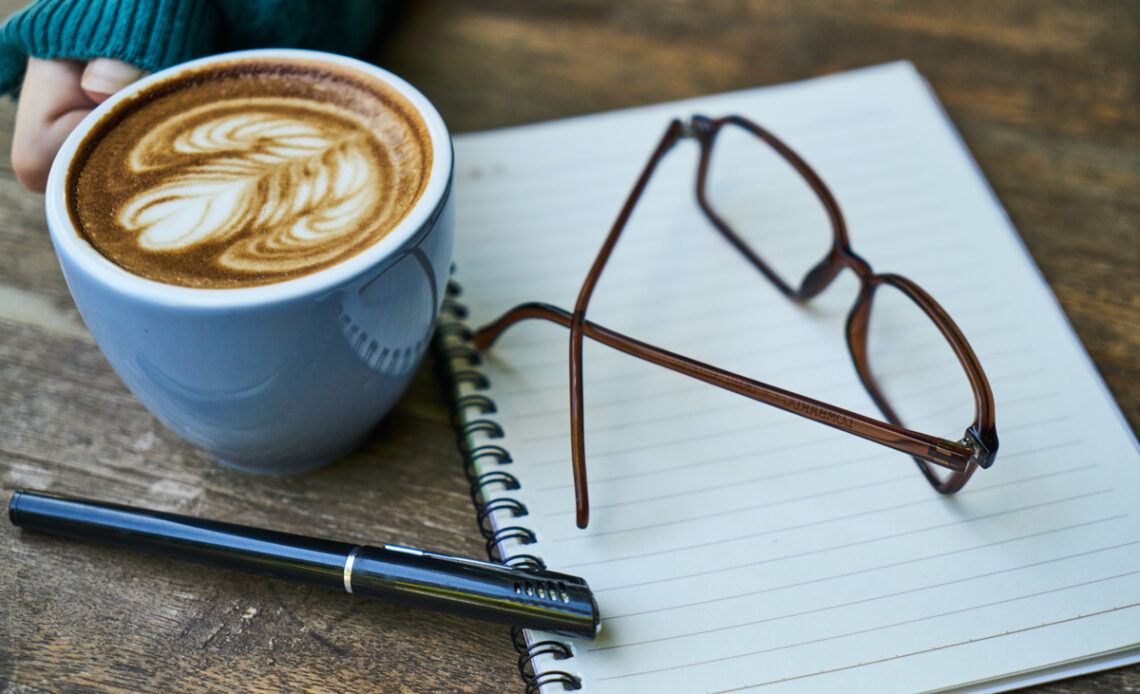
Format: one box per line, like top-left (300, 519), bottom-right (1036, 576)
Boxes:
top-left (80, 59), bottom-right (146, 103)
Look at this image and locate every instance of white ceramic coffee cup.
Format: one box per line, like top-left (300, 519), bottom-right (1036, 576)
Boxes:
top-left (44, 49), bottom-right (454, 474)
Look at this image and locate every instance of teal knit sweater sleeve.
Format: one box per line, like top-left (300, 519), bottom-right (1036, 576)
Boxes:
top-left (0, 0), bottom-right (389, 96)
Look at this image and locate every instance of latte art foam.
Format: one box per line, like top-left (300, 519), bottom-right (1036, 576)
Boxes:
top-left (120, 99), bottom-right (392, 274)
top-left (68, 61), bottom-right (431, 288)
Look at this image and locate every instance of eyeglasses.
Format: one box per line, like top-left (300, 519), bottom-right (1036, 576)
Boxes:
top-left (471, 115), bottom-right (998, 529)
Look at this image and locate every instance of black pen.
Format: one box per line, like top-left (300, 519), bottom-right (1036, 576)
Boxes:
top-left (8, 490), bottom-right (599, 638)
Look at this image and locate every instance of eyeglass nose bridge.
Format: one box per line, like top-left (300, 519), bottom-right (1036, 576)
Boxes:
top-left (800, 246), bottom-right (876, 300)
top-left (680, 115), bottom-right (716, 142)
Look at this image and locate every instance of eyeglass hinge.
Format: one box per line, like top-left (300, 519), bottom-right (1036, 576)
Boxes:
top-left (961, 428), bottom-right (998, 469)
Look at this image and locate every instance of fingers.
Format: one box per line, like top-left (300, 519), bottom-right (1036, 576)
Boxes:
top-left (11, 58), bottom-right (93, 192)
top-left (11, 58), bottom-right (145, 192)
top-left (81, 59), bottom-right (146, 103)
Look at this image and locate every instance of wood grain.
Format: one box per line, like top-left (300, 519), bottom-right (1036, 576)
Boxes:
top-left (2, 1), bottom-right (1136, 692)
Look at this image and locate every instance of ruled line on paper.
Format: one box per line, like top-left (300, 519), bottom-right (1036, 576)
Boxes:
top-left (534, 438), bottom-right (905, 495)
top-left (604, 594), bottom-right (1140, 687)
top-left (1000, 390), bottom-right (1061, 409)
top-left (570, 468), bottom-right (1097, 547)
top-left (553, 470), bottom-right (917, 539)
top-left (517, 362), bottom-right (1048, 470)
top-left (514, 413), bottom-right (1075, 538)
top-left (524, 433), bottom-right (1083, 528)
top-left (512, 367), bottom-right (1043, 449)
top-left (483, 301), bottom-right (823, 367)
top-left (455, 193), bottom-right (962, 273)
top-left (499, 333), bottom-right (957, 413)
top-left (520, 398), bottom-right (1061, 490)
top-left (559, 486), bottom-right (1109, 570)
top-left (592, 525), bottom-right (1133, 649)
top-left (520, 446), bottom-right (887, 520)
top-left (1001, 415), bottom-right (1070, 434)
top-left (487, 307), bottom-right (1023, 403)
top-left (591, 475), bottom-right (1098, 594)
top-left (546, 447), bottom-right (1089, 520)
top-left (600, 517), bottom-right (1130, 622)
top-left (461, 235), bottom-right (986, 342)
top-left (456, 158), bottom-right (964, 273)
top-left (455, 116), bottom-right (929, 210)
top-left (524, 417), bottom-right (759, 470)
top-left (709, 602), bottom-right (1140, 693)
top-left (454, 102), bottom-right (913, 190)
top-left (512, 384), bottom-right (841, 446)
top-left (455, 214), bottom-right (970, 297)
top-left (454, 111), bottom-right (911, 224)
top-left (455, 229), bottom-right (973, 316)
top-left (485, 286), bottom-right (1012, 378)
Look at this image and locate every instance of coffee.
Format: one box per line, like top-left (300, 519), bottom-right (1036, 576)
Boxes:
top-left (67, 59), bottom-right (432, 288)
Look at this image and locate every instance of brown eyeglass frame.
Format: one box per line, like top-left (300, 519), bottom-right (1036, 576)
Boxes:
top-left (472, 115), bottom-right (998, 529)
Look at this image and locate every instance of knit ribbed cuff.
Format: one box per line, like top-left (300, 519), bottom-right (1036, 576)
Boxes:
top-left (0, 0), bottom-right (220, 96)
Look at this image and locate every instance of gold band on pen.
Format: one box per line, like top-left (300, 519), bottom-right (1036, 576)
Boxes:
top-left (343, 545), bottom-right (362, 594)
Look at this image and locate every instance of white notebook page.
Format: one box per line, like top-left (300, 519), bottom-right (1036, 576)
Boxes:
top-left (445, 62), bottom-right (1140, 693)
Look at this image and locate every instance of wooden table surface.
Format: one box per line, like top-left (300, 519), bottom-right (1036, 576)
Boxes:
top-left (1, 1), bottom-right (1136, 692)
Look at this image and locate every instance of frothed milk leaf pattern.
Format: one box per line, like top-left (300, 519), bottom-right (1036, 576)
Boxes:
top-left (118, 98), bottom-right (390, 273)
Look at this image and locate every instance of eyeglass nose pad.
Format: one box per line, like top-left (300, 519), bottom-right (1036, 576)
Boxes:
top-left (798, 255), bottom-right (840, 299)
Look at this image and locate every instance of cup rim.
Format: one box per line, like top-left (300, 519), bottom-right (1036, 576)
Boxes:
top-left (44, 48), bottom-right (453, 309)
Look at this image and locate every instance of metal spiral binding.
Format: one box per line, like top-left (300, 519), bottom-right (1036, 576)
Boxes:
top-left (512, 629), bottom-right (581, 693)
top-left (476, 498), bottom-right (528, 538)
top-left (436, 321), bottom-right (472, 342)
top-left (467, 444), bottom-right (511, 465)
top-left (526, 670), bottom-right (582, 693)
top-left (454, 393), bottom-right (497, 416)
top-left (460, 419), bottom-right (505, 440)
top-left (504, 553), bottom-right (546, 571)
top-left (461, 444), bottom-right (512, 483)
top-left (469, 470), bottom-right (520, 497)
top-left (434, 272), bottom-right (582, 693)
top-left (519, 641), bottom-right (578, 692)
top-left (485, 525), bottom-right (537, 561)
top-left (450, 369), bottom-right (490, 390)
top-left (439, 343), bottom-right (481, 366)
top-left (439, 297), bottom-right (468, 321)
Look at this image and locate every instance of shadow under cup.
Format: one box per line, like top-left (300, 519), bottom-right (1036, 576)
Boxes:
top-left (43, 50), bottom-right (455, 474)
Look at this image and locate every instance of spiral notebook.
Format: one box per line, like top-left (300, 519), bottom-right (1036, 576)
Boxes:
top-left (435, 61), bottom-right (1140, 693)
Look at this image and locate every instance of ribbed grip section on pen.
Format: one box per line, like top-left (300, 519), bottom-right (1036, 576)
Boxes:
top-left (349, 546), bottom-right (596, 637)
top-left (434, 269), bottom-right (583, 693)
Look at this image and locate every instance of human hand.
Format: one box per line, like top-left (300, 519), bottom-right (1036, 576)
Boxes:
top-left (11, 57), bottom-right (145, 192)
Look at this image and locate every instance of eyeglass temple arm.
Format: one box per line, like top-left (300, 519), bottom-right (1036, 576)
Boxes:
top-left (561, 119), bottom-right (689, 528)
top-left (472, 301), bottom-right (976, 473)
